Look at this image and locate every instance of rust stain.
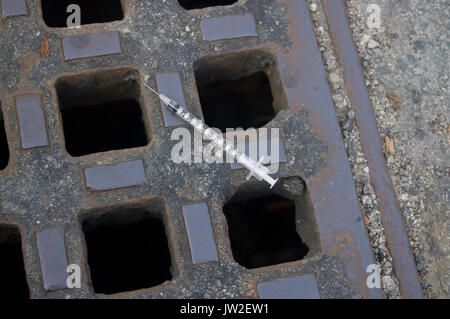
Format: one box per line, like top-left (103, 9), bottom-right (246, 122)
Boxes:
top-left (335, 233), bottom-right (352, 249)
top-left (40, 36), bottom-right (51, 57)
top-left (385, 136), bottom-right (395, 155)
top-left (43, 194), bottom-right (52, 205)
top-left (386, 93), bottom-right (401, 107)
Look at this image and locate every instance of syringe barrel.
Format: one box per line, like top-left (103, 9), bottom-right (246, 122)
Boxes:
top-left (238, 154), bottom-right (261, 171)
top-left (165, 98), bottom-right (278, 188)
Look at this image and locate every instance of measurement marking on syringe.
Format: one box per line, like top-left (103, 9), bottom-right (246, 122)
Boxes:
top-left (175, 106), bottom-right (243, 160)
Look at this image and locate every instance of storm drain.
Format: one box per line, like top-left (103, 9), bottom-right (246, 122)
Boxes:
top-left (55, 67), bottom-right (149, 157)
top-left (194, 50), bottom-right (287, 132)
top-left (81, 202), bottom-right (172, 295)
top-left (0, 106), bottom-right (9, 170)
top-left (223, 178), bottom-right (319, 269)
top-left (0, 225), bottom-right (29, 299)
top-left (178, 0), bottom-right (238, 10)
top-left (41, 0), bottom-right (124, 28)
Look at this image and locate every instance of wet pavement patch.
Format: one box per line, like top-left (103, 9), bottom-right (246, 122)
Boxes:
top-left (15, 94), bottom-right (49, 149)
top-left (257, 274), bottom-right (320, 299)
top-left (182, 203), bottom-right (219, 264)
top-left (200, 14), bottom-right (258, 41)
top-left (84, 160), bottom-right (148, 192)
top-left (0, 0), bottom-right (27, 17)
top-left (36, 227), bottom-right (69, 291)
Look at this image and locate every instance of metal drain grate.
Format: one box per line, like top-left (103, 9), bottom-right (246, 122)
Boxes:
top-left (0, 0), bottom-right (420, 299)
top-left (80, 199), bottom-right (173, 294)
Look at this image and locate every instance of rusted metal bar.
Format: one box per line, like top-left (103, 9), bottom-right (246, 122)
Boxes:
top-left (322, 0), bottom-right (423, 299)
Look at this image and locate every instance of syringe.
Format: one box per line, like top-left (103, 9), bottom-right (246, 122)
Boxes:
top-left (145, 84), bottom-right (279, 189)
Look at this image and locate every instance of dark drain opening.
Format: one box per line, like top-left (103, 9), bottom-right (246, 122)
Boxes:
top-left (194, 50), bottom-right (287, 133)
top-left (223, 194), bottom-right (309, 269)
top-left (41, 0), bottom-right (124, 28)
top-left (0, 107), bottom-right (9, 171)
top-left (178, 0), bottom-right (238, 10)
top-left (55, 67), bottom-right (149, 157)
top-left (81, 204), bottom-right (173, 294)
top-left (0, 225), bottom-right (29, 299)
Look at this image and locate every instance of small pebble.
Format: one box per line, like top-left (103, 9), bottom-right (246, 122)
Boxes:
top-left (328, 72), bottom-right (340, 84)
top-left (368, 39), bottom-right (380, 49)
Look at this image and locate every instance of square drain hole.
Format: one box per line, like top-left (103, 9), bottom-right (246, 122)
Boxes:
top-left (223, 178), bottom-right (320, 269)
top-left (0, 106), bottom-right (9, 171)
top-left (55, 67), bottom-right (149, 157)
top-left (81, 201), bottom-right (173, 294)
top-left (0, 225), bottom-right (29, 299)
top-left (41, 0), bottom-right (124, 28)
top-left (194, 50), bottom-right (287, 132)
top-left (178, 0), bottom-right (238, 10)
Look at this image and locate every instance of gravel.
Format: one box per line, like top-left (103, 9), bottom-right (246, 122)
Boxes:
top-left (308, 0), bottom-right (449, 298)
